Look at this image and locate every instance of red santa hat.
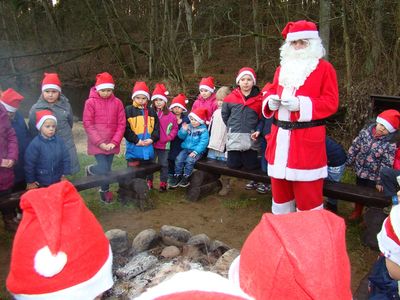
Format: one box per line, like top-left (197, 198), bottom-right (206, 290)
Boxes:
top-left (236, 67), bottom-right (256, 85)
top-left (199, 77), bottom-right (215, 93)
top-left (151, 83), bottom-right (169, 103)
top-left (229, 210), bottom-right (352, 300)
top-left (281, 20), bottom-right (320, 42)
top-left (169, 93), bottom-right (188, 112)
top-left (0, 88), bottom-right (24, 112)
top-left (135, 270), bottom-right (252, 300)
top-left (6, 181), bottom-right (113, 300)
top-left (376, 109), bottom-right (400, 133)
top-left (189, 107), bottom-right (208, 124)
top-left (35, 110), bottom-right (58, 130)
top-left (377, 204), bottom-right (400, 266)
top-left (132, 81), bottom-right (150, 100)
top-left (42, 73), bottom-right (62, 92)
top-left (95, 72), bottom-right (115, 91)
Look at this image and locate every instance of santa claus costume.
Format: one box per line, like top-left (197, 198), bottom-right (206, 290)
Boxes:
top-left (262, 20), bottom-right (339, 213)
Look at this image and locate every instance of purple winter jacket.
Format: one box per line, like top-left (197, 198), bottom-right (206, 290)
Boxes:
top-left (0, 104), bottom-right (18, 191)
top-left (191, 93), bottom-right (218, 122)
top-left (153, 110), bottom-right (178, 150)
top-left (83, 87), bottom-right (126, 155)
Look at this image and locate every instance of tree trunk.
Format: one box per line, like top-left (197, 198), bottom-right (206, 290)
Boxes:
top-left (252, 0), bottom-right (260, 70)
top-left (149, 0), bottom-right (155, 78)
top-left (40, 0), bottom-right (62, 46)
top-left (183, 0), bottom-right (202, 75)
top-left (341, 0), bottom-right (352, 97)
top-left (0, 2), bottom-right (17, 75)
top-left (208, 13), bottom-right (214, 59)
top-left (371, 0), bottom-right (383, 69)
top-left (319, 0), bottom-right (331, 60)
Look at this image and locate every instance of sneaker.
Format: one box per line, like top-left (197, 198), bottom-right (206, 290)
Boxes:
top-left (147, 180), bottom-right (153, 190)
top-left (256, 183), bottom-right (271, 194)
top-left (169, 175), bottom-right (182, 188)
top-left (159, 182), bottom-right (167, 193)
top-left (245, 181), bottom-right (258, 190)
top-left (100, 190), bottom-right (113, 204)
top-left (85, 164), bottom-right (94, 176)
top-left (178, 175), bottom-right (190, 187)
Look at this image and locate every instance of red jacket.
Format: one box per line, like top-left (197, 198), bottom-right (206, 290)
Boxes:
top-left (83, 87), bottom-right (126, 155)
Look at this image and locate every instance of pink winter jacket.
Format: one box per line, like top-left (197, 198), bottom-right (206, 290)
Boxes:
top-left (191, 93), bottom-right (218, 122)
top-left (153, 110), bottom-right (178, 150)
top-left (83, 87), bottom-right (126, 155)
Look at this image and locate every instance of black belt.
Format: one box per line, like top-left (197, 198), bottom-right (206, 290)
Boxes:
top-left (272, 118), bottom-right (326, 130)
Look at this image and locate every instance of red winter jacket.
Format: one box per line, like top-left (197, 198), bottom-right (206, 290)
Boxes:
top-left (83, 87), bottom-right (126, 155)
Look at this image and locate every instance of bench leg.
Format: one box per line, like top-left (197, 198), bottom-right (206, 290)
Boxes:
top-left (186, 170), bottom-right (222, 201)
top-left (118, 178), bottom-right (154, 211)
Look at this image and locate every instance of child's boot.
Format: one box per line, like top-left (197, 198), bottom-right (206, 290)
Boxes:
top-left (178, 175), bottom-right (190, 187)
top-left (85, 164), bottom-right (95, 176)
top-left (349, 203), bottom-right (364, 221)
top-left (218, 177), bottom-right (231, 196)
top-left (147, 179), bottom-right (153, 190)
top-left (159, 181), bottom-right (167, 193)
top-left (169, 175), bottom-right (181, 188)
top-left (100, 190), bottom-right (113, 204)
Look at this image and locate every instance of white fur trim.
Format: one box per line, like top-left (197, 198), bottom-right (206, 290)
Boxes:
top-left (14, 246), bottom-right (114, 300)
top-left (169, 103), bottom-right (187, 112)
top-left (95, 83), bottom-right (114, 91)
top-left (270, 126), bottom-right (290, 179)
top-left (268, 163), bottom-right (327, 181)
top-left (199, 84), bottom-right (215, 93)
top-left (36, 115), bottom-right (57, 130)
top-left (0, 100), bottom-right (17, 112)
top-left (297, 203), bottom-right (324, 211)
top-left (236, 71), bottom-right (256, 85)
top-left (271, 199), bottom-right (296, 214)
top-left (298, 96), bottom-right (313, 122)
top-left (189, 112), bottom-right (204, 124)
top-left (132, 91), bottom-right (150, 100)
top-left (151, 94), bottom-right (168, 102)
top-left (390, 205), bottom-right (400, 238)
top-left (34, 246), bottom-right (67, 277)
top-left (136, 269), bottom-right (253, 300)
top-left (377, 116), bottom-right (396, 133)
top-left (228, 255), bottom-right (241, 286)
top-left (42, 84), bottom-right (61, 92)
top-left (286, 31), bottom-right (319, 42)
top-left (377, 220), bottom-right (400, 266)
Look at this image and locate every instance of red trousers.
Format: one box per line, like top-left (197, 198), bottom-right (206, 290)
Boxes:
top-left (271, 178), bottom-right (324, 214)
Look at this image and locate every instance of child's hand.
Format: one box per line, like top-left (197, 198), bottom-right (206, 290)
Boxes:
top-left (182, 123), bottom-right (188, 131)
top-left (376, 184), bottom-right (384, 192)
top-left (136, 140), bottom-right (145, 146)
top-left (251, 131), bottom-right (260, 140)
top-left (27, 182), bottom-right (39, 190)
top-left (107, 143), bottom-right (116, 150)
top-left (143, 139), bottom-right (153, 146)
top-left (1, 159), bottom-right (14, 168)
top-left (99, 143), bottom-right (108, 150)
top-left (189, 152), bottom-right (197, 158)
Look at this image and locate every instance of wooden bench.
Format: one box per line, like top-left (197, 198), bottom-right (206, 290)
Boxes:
top-left (0, 163), bottom-right (161, 211)
top-left (371, 94), bottom-right (400, 113)
top-left (190, 158), bottom-right (390, 207)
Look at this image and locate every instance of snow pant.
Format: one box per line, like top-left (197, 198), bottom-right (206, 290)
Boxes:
top-left (227, 149), bottom-right (259, 170)
top-left (270, 178), bottom-right (324, 214)
top-left (92, 154), bottom-right (114, 191)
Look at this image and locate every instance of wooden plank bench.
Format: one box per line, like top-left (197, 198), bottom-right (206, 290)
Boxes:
top-left (191, 158), bottom-right (390, 207)
top-left (0, 163), bottom-right (161, 211)
top-left (371, 94), bottom-right (400, 113)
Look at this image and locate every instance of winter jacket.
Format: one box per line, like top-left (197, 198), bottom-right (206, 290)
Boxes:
top-left (326, 137), bottom-right (347, 167)
top-left (124, 102), bottom-right (159, 160)
top-left (11, 111), bottom-right (32, 184)
top-left (179, 123), bottom-right (209, 155)
top-left (221, 86), bottom-right (262, 152)
top-left (153, 110), bottom-right (178, 150)
top-left (346, 124), bottom-right (397, 184)
top-left (191, 93), bottom-right (218, 122)
top-left (168, 114), bottom-right (190, 160)
top-left (83, 87), bottom-right (126, 155)
top-left (25, 134), bottom-right (71, 187)
top-left (208, 108), bottom-right (227, 153)
top-left (0, 104), bottom-right (18, 191)
top-left (28, 94), bottom-right (80, 174)
top-left (394, 147), bottom-right (400, 170)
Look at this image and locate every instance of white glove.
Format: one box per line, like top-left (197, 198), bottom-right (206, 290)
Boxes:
top-left (268, 95), bottom-right (281, 111)
top-left (281, 96), bottom-right (300, 111)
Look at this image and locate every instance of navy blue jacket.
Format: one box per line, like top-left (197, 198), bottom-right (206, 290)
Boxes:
top-left (326, 137), bottom-right (347, 167)
top-left (168, 114), bottom-right (190, 160)
top-left (25, 134), bottom-right (71, 186)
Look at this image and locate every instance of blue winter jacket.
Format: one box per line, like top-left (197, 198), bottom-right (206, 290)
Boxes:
top-left (25, 134), bottom-right (71, 186)
top-left (178, 123), bottom-right (209, 155)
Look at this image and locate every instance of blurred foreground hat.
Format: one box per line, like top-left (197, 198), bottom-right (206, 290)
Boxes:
top-left (0, 88), bottom-right (24, 112)
top-left (281, 20), bottom-right (319, 42)
top-left (377, 204), bottom-right (400, 265)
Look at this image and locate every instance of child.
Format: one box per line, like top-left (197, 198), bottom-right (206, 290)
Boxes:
top-left (151, 83), bottom-right (178, 192)
top-left (124, 81), bottom-right (160, 189)
top-left (0, 95), bottom-right (18, 231)
top-left (221, 67), bottom-right (263, 170)
top-left (28, 73), bottom-right (80, 174)
top-left (379, 146), bottom-right (400, 204)
top-left (347, 109), bottom-right (400, 220)
top-left (83, 72), bottom-right (126, 203)
top-left (167, 94), bottom-right (190, 186)
top-left (207, 86), bottom-right (231, 195)
top-left (192, 76), bottom-right (218, 124)
top-left (25, 110), bottom-right (71, 189)
top-left (169, 107), bottom-right (210, 188)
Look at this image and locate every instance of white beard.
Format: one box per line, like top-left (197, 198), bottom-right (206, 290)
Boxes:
top-left (278, 39), bottom-right (325, 90)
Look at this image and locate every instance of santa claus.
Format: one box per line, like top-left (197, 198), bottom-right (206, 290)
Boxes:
top-left (262, 20), bottom-right (339, 214)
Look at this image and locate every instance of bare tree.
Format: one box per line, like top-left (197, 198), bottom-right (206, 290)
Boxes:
top-left (319, 0), bottom-right (331, 60)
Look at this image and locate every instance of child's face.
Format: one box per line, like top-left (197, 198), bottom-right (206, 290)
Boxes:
top-left (42, 89), bottom-right (60, 104)
top-left (238, 75), bottom-right (254, 94)
top-left (375, 123), bottom-right (389, 137)
top-left (154, 98), bottom-right (166, 110)
top-left (133, 95), bottom-right (148, 108)
top-left (216, 99), bottom-right (223, 108)
top-left (199, 88), bottom-right (212, 99)
top-left (172, 106), bottom-right (183, 115)
top-left (189, 116), bottom-right (201, 127)
top-left (41, 119), bottom-right (57, 138)
top-left (98, 88), bottom-right (113, 99)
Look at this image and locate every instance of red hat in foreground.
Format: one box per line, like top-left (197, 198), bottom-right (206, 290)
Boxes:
top-left (95, 72), bottom-right (115, 91)
top-left (189, 107), bottom-right (208, 124)
top-left (377, 204), bottom-right (400, 265)
top-left (132, 81), bottom-right (150, 100)
top-left (199, 77), bottom-right (215, 93)
top-left (376, 109), bottom-right (400, 133)
top-left (151, 83), bottom-right (169, 103)
top-left (281, 20), bottom-right (319, 42)
top-left (169, 93), bottom-right (188, 112)
top-left (6, 181), bottom-right (113, 300)
top-left (42, 73), bottom-right (62, 92)
top-left (0, 88), bottom-right (24, 112)
top-left (229, 210), bottom-right (352, 300)
top-left (35, 110), bottom-right (57, 130)
top-left (236, 67), bottom-right (256, 85)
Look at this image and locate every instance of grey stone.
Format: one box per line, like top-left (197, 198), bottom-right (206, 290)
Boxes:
top-left (132, 229), bottom-right (159, 253)
top-left (105, 229), bottom-right (129, 254)
top-left (115, 252), bottom-right (158, 279)
top-left (210, 239), bottom-right (231, 257)
top-left (187, 233), bottom-right (211, 250)
top-left (212, 248), bottom-right (240, 276)
top-left (160, 225), bottom-right (192, 246)
top-left (161, 245), bottom-right (181, 258)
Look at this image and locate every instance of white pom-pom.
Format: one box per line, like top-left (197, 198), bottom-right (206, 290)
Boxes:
top-left (34, 246), bottom-right (67, 277)
top-left (165, 91), bottom-right (169, 95)
top-left (185, 99), bottom-right (189, 103)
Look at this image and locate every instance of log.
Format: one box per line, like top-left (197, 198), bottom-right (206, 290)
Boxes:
top-left (186, 181), bottom-right (222, 202)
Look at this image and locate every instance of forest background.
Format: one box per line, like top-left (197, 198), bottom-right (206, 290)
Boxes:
top-left (0, 0), bottom-right (400, 143)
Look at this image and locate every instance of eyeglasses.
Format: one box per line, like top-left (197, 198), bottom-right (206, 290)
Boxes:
top-left (290, 39), bottom-right (309, 47)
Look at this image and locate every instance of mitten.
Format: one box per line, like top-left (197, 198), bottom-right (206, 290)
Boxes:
top-left (268, 95), bottom-right (281, 111)
top-left (281, 96), bottom-right (300, 111)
